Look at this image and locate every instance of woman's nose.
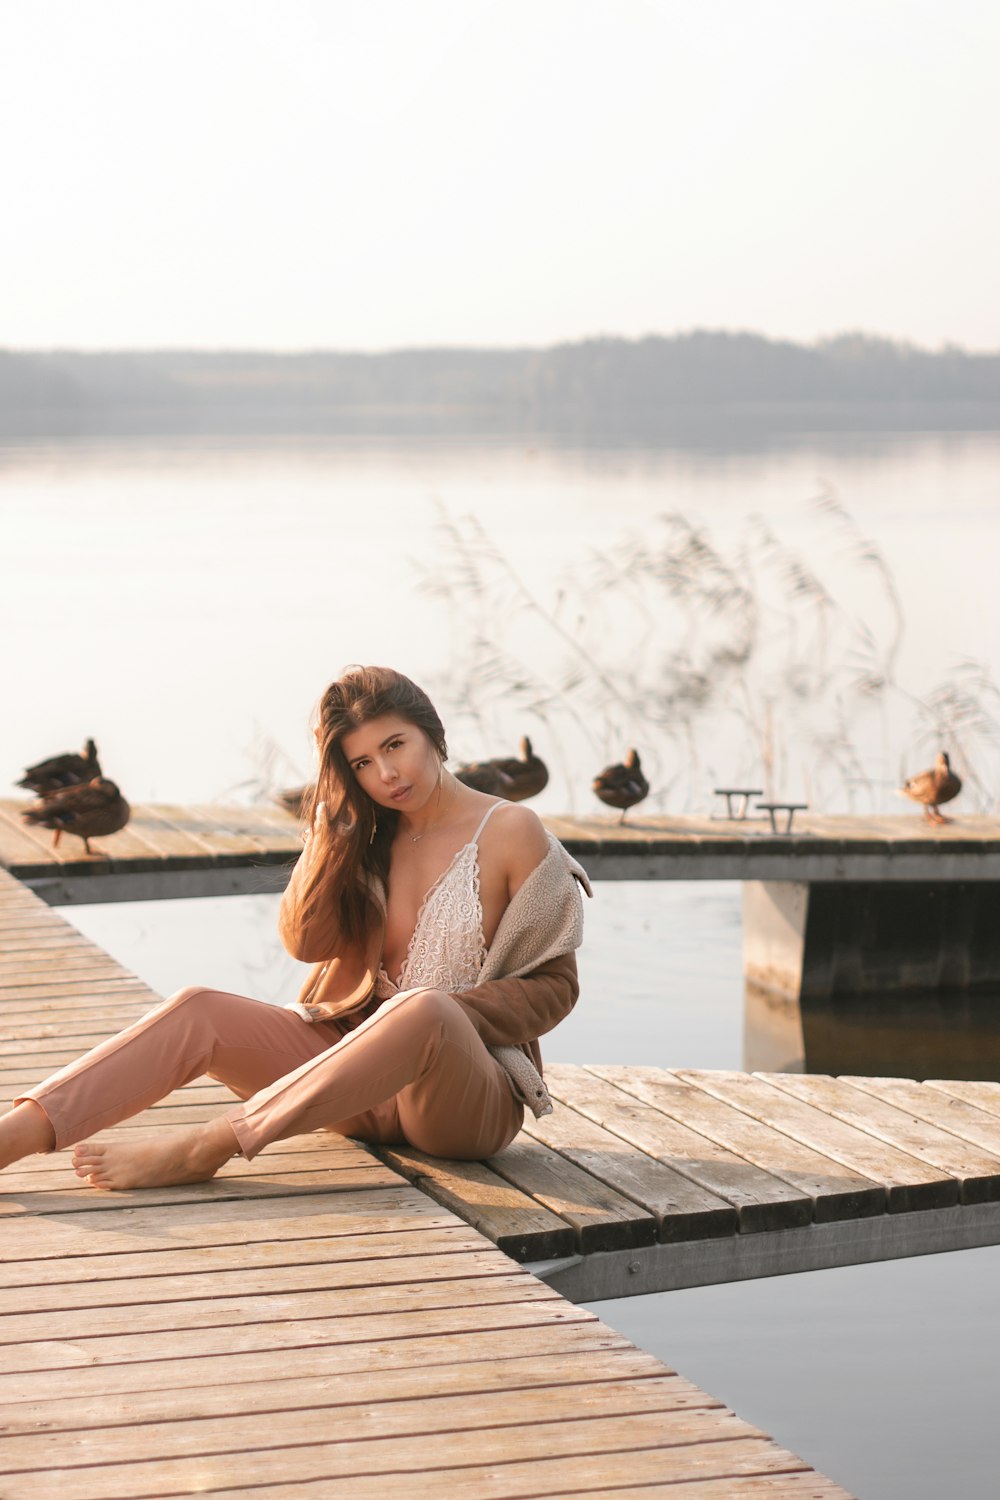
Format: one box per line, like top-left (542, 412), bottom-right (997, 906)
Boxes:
top-left (378, 760), bottom-right (398, 783)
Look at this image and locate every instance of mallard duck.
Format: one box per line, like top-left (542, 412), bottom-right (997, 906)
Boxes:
top-left (453, 762), bottom-right (516, 797)
top-left (21, 777), bottom-right (130, 855)
top-left (18, 738), bottom-right (101, 797)
top-left (593, 748), bottom-right (649, 821)
top-left (454, 736), bottom-right (549, 802)
top-left (900, 751), bottom-right (962, 824)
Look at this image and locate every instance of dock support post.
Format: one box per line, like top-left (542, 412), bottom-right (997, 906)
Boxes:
top-left (744, 879), bottom-right (1000, 1005)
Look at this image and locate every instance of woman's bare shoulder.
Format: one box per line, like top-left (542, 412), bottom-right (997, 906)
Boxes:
top-left (485, 803), bottom-right (550, 893)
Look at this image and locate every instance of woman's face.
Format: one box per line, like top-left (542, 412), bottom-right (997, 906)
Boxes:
top-left (340, 714), bottom-right (441, 813)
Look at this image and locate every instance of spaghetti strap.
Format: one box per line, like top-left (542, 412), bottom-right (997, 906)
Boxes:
top-left (471, 800), bottom-right (504, 845)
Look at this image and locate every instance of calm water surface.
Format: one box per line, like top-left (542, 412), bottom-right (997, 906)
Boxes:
top-left (5, 426), bottom-right (1000, 1498)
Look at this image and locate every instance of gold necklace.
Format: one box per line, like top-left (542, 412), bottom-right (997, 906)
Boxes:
top-left (407, 770), bottom-right (450, 843)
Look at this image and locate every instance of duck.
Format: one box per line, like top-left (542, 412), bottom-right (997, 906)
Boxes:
top-left (899, 751), bottom-right (962, 824)
top-left (593, 748), bottom-right (649, 821)
top-left (21, 777), bottom-right (130, 855)
top-left (454, 736), bottom-right (549, 802)
top-left (453, 762), bottom-right (516, 797)
top-left (18, 738), bottom-right (101, 797)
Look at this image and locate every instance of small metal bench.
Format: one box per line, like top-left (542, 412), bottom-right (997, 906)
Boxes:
top-left (713, 787), bottom-right (764, 820)
top-left (756, 801), bottom-right (809, 834)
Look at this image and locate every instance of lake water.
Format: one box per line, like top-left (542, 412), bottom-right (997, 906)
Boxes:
top-left (5, 422), bottom-right (1000, 1497)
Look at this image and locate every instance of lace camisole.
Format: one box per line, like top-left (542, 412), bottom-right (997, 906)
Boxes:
top-left (375, 800), bottom-right (503, 999)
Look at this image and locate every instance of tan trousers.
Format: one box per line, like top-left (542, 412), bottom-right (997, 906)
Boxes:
top-left (19, 986), bottom-right (524, 1161)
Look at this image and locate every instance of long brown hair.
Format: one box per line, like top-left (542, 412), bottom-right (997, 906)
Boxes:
top-left (310, 665), bottom-right (448, 945)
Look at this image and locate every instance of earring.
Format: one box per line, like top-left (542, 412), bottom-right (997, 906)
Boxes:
top-left (369, 808), bottom-right (377, 845)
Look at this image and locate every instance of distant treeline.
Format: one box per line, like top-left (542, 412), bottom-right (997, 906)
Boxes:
top-left (2, 332), bottom-right (999, 437)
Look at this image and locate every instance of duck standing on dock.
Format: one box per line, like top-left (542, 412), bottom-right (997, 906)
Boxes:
top-left (899, 751), bottom-right (962, 824)
top-left (18, 738), bottom-right (101, 796)
top-left (455, 736), bottom-right (549, 802)
top-left (21, 777), bottom-right (130, 855)
top-left (593, 748), bottom-right (649, 821)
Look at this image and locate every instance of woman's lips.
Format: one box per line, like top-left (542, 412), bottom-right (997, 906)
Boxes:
top-left (390, 785), bottom-right (412, 802)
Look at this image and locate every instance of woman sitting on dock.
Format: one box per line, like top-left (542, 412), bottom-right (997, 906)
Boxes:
top-left (0, 666), bottom-right (590, 1190)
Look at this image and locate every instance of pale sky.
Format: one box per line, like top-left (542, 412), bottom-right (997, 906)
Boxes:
top-left (2, 0), bottom-right (998, 351)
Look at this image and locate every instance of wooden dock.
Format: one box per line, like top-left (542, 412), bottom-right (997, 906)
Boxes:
top-left (380, 1062), bottom-right (1000, 1301)
top-left (4, 799), bottom-right (1000, 903)
top-left (0, 868), bottom-right (849, 1497)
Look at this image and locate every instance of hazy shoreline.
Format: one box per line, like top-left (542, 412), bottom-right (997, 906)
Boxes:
top-left (3, 332), bottom-right (999, 440)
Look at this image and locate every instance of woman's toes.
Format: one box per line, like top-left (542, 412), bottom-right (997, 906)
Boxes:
top-left (72, 1142), bottom-right (104, 1178)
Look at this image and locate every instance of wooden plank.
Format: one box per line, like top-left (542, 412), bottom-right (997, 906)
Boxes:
top-left (0, 946), bottom-right (113, 969)
top-left (0, 1346), bottom-right (677, 1432)
top-left (0, 1411), bottom-right (769, 1498)
top-left (114, 806), bottom-right (225, 864)
top-left (377, 1145), bottom-right (577, 1260)
top-left (0, 1272), bottom-right (560, 1348)
top-left (0, 1297), bottom-right (598, 1379)
top-left (0, 809), bottom-right (69, 872)
top-left (143, 803), bottom-right (276, 860)
top-left (137, 1446), bottom-right (835, 1500)
top-left (0, 1189), bottom-right (458, 1261)
top-left (197, 801), bottom-right (302, 851)
top-left (0, 917), bottom-right (70, 937)
top-left (0, 924), bottom-right (86, 947)
top-left (487, 1134), bottom-right (659, 1252)
top-left (0, 1248), bottom-right (530, 1315)
top-left (925, 1078), bottom-right (1000, 1119)
top-left (0, 965), bottom-right (140, 993)
top-left (0, 1228), bottom-right (494, 1290)
top-left (0, 1165), bottom-right (403, 1220)
top-left (547, 1063), bottom-right (811, 1233)
top-left (142, 1443), bottom-right (830, 1500)
top-left (0, 978), bottom-right (153, 1003)
top-left (0, 1374), bottom-right (716, 1473)
top-left (0, 949), bottom-right (139, 975)
top-left (591, 1066), bottom-right (884, 1222)
top-left (0, 994), bottom-right (152, 1019)
top-left (546, 1480), bottom-right (849, 1499)
top-left (524, 1095), bottom-right (737, 1242)
top-left (0, 1319), bottom-right (629, 1406)
top-left (761, 1073), bottom-right (1000, 1203)
top-left (845, 1075), bottom-right (1000, 1159)
top-left (675, 1069), bottom-right (958, 1213)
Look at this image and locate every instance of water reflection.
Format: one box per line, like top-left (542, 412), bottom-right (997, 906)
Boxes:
top-left (745, 978), bottom-right (1000, 1081)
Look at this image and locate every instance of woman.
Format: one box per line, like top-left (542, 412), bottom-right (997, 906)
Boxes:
top-left (0, 666), bottom-right (590, 1189)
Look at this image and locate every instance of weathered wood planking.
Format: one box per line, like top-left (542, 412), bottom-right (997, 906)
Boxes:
top-left (0, 797), bottom-right (300, 902)
top-left (379, 1061), bottom-right (1000, 1300)
top-left (0, 867), bottom-right (849, 1498)
top-left (5, 799), bottom-right (1000, 901)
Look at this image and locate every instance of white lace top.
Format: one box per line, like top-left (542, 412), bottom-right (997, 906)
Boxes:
top-left (375, 801), bottom-right (503, 999)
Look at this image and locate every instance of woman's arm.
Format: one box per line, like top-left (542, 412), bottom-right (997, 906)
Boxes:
top-left (453, 803), bottom-right (580, 1044)
top-left (450, 951), bottom-right (579, 1047)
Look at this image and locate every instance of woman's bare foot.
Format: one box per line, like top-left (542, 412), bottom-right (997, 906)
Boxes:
top-left (72, 1116), bottom-right (239, 1190)
top-left (0, 1100), bottom-right (56, 1170)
